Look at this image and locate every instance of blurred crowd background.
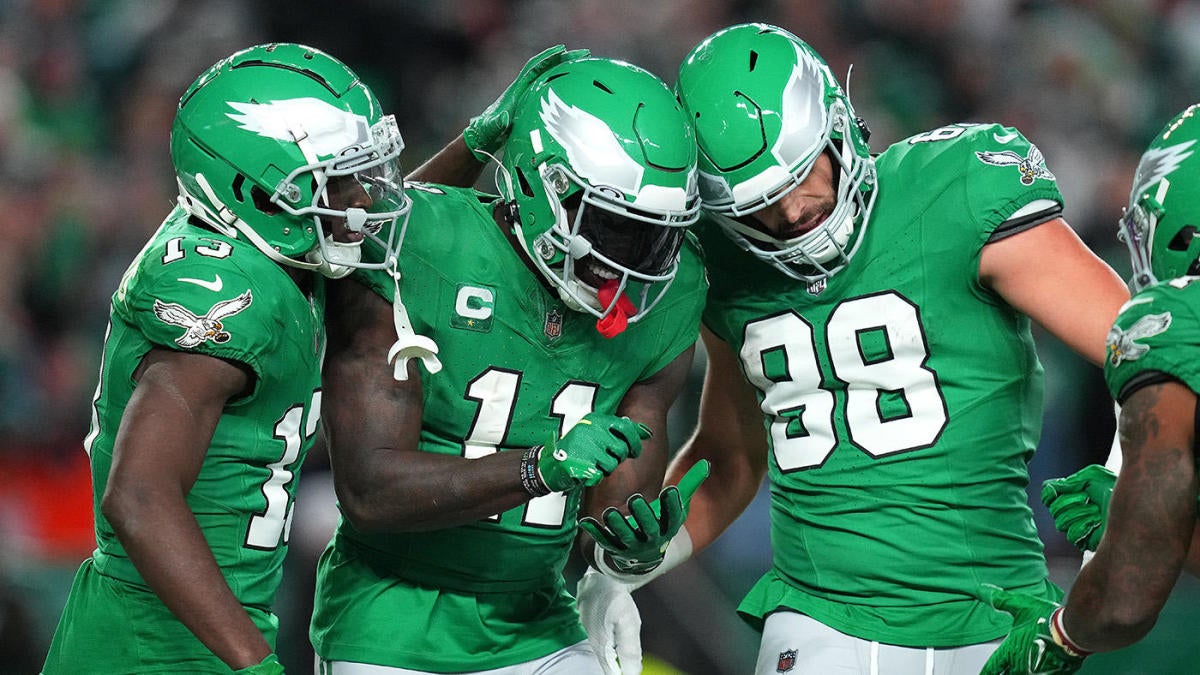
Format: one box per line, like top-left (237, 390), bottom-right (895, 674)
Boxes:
top-left (2, 0), bottom-right (1199, 673)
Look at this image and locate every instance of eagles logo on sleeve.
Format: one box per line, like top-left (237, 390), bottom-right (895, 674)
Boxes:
top-left (1106, 311), bottom-right (1172, 366)
top-left (152, 290), bottom-right (254, 348)
top-left (975, 144), bottom-right (1056, 185)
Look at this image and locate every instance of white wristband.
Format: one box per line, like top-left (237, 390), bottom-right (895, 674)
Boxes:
top-left (593, 528), bottom-right (694, 592)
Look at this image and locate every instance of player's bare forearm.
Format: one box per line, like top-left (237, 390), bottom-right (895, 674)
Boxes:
top-left (667, 328), bottom-right (769, 553)
top-left (669, 430), bottom-right (765, 553)
top-left (581, 431), bottom-right (670, 539)
top-left (578, 347), bottom-right (694, 564)
top-left (109, 494), bottom-right (271, 667)
top-left (980, 218), bottom-right (1128, 366)
top-left (104, 357), bottom-right (269, 669)
top-left (1064, 382), bottom-right (1198, 651)
top-left (406, 135), bottom-right (487, 188)
top-left (334, 444), bottom-right (535, 532)
top-left (584, 347), bottom-right (694, 510)
top-left (324, 280), bottom-right (533, 531)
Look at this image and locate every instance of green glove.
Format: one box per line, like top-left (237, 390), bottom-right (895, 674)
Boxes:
top-left (523, 413), bottom-right (649, 495)
top-left (233, 653), bottom-right (284, 675)
top-left (979, 584), bottom-right (1087, 675)
top-left (1041, 464), bottom-right (1116, 551)
top-left (462, 44), bottom-right (591, 161)
top-left (580, 460), bottom-right (710, 574)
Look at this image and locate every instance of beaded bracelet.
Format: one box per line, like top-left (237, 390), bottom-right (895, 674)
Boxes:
top-left (519, 445), bottom-right (551, 497)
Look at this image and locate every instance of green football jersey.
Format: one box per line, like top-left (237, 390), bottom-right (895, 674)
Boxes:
top-left (310, 184), bottom-right (707, 671)
top-left (1105, 277), bottom-right (1200, 402)
top-left (702, 124), bottom-right (1065, 646)
top-left (46, 207), bottom-right (325, 672)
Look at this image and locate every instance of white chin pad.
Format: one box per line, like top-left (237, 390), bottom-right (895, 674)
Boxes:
top-left (558, 276), bottom-right (601, 313)
top-left (307, 237), bottom-right (363, 279)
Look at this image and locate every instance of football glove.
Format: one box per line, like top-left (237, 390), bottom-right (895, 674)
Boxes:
top-left (462, 44), bottom-right (591, 161)
top-left (524, 413), bottom-right (650, 495)
top-left (579, 460), bottom-right (709, 574)
top-left (233, 653), bottom-right (284, 675)
top-left (576, 568), bottom-right (643, 675)
top-left (1041, 464), bottom-right (1116, 552)
top-left (979, 584), bottom-right (1088, 675)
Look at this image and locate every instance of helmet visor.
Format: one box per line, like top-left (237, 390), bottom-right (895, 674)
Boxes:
top-left (276, 114), bottom-right (409, 232)
top-left (325, 114), bottom-right (407, 226)
top-left (575, 196), bottom-right (685, 277)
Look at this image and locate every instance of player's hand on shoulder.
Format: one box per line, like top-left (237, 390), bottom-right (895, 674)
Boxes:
top-left (462, 44), bottom-right (590, 161)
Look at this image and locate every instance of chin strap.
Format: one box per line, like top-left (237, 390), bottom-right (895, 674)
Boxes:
top-left (385, 257), bottom-right (441, 380)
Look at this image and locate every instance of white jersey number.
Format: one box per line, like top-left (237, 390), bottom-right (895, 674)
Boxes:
top-left (464, 368), bottom-right (598, 527)
top-left (246, 389), bottom-right (322, 549)
top-left (741, 292), bottom-right (947, 471)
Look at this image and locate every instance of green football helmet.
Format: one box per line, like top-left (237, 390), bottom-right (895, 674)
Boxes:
top-left (677, 23), bottom-right (876, 282)
top-left (171, 43), bottom-right (409, 278)
top-left (500, 57), bottom-right (700, 323)
top-left (1119, 103), bottom-right (1200, 292)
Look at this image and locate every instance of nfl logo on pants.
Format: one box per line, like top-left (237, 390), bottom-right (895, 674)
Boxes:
top-left (776, 649), bottom-right (797, 673)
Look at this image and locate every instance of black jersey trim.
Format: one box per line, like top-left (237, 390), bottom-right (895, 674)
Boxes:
top-left (1115, 370), bottom-right (1183, 405)
top-left (986, 204), bottom-right (1064, 243)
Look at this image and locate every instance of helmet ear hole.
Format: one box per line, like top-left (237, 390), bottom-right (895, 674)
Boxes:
top-left (231, 174), bottom-right (247, 203)
top-left (516, 168), bottom-right (536, 199)
top-left (251, 185), bottom-right (283, 216)
top-left (1167, 225), bottom-right (1197, 251)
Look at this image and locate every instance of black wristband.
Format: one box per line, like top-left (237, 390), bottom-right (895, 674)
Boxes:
top-left (520, 446), bottom-right (551, 497)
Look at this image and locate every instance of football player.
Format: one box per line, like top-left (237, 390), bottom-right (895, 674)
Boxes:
top-left (309, 55), bottom-right (709, 674)
top-left (980, 103), bottom-right (1200, 673)
top-left (42, 44), bottom-right (409, 674)
top-left (575, 23), bottom-right (1130, 675)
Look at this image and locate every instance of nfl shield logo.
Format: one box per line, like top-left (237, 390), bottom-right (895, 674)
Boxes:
top-left (806, 278), bottom-right (826, 296)
top-left (544, 309), bottom-right (563, 340)
top-left (776, 649), bottom-right (797, 673)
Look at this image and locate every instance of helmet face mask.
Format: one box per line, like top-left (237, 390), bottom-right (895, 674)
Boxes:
top-left (1119, 103), bottom-right (1200, 293)
top-left (678, 23), bottom-right (877, 282)
top-left (277, 112), bottom-right (409, 277)
top-left (172, 43), bottom-right (410, 278)
top-left (501, 59), bottom-right (700, 320)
